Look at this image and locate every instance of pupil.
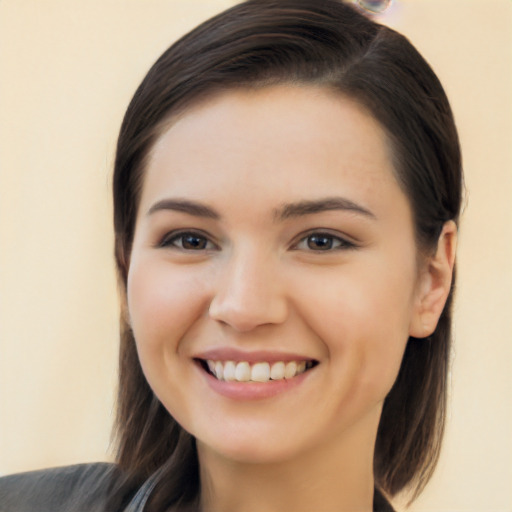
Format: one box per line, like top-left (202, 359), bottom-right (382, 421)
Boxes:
top-left (183, 235), bottom-right (206, 250)
top-left (308, 235), bottom-right (332, 250)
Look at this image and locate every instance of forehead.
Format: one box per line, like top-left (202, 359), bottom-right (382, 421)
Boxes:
top-left (141, 85), bottom-right (407, 221)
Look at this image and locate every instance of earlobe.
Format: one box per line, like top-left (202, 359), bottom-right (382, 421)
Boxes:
top-left (409, 221), bottom-right (457, 339)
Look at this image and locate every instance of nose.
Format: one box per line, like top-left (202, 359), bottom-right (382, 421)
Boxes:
top-left (208, 249), bottom-right (288, 332)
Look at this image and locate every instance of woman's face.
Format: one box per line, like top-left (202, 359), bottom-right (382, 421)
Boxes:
top-left (127, 85), bottom-right (427, 465)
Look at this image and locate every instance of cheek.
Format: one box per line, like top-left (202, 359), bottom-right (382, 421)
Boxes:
top-left (125, 258), bottom-right (208, 430)
top-left (126, 258), bottom-right (208, 357)
top-left (297, 258), bottom-right (416, 397)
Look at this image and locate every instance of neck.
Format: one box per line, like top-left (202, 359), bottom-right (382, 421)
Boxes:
top-left (197, 413), bottom-right (379, 512)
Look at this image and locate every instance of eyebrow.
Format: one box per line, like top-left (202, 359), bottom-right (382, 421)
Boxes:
top-left (146, 196), bottom-right (376, 221)
top-left (274, 197), bottom-right (376, 221)
top-left (147, 199), bottom-right (220, 219)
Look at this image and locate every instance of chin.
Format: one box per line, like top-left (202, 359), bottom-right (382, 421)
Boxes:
top-left (196, 427), bottom-right (300, 466)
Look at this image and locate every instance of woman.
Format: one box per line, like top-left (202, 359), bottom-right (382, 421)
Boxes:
top-left (0, 1), bottom-right (461, 511)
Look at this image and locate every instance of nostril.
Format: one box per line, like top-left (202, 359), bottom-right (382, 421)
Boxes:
top-left (207, 267), bottom-right (288, 331)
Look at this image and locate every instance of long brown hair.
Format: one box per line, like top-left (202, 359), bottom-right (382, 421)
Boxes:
top-left (110, 1), bottom-right (463, 509)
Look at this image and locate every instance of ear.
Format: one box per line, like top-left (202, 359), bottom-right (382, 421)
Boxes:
top-left (409, 221), bottom-right (457, 339)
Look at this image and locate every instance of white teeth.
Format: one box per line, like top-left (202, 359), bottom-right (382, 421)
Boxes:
top-left (223, 361), bottom-right (236, 381)
top-left (234, 361), bottom-right (251, 382)
top-left (284, 361), bottom-right (297, 379)
top-left (214, 361), bottom-right (224, 380)
top-left (251, 362), bottom-right (270, 382)
top-left (270, 361), bottom-right (285, 380)
top-left (205, 359), bottom-right (312, 382)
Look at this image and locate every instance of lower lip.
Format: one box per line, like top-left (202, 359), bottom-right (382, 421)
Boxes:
top-left (197, 362), bottom-right (312, 400)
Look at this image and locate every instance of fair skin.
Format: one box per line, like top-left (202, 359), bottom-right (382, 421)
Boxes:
top-left (127, 85), bottom-right (456, 512)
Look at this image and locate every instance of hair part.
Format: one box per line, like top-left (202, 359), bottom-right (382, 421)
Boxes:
top-left (111, 1), bottom-right (462, 509)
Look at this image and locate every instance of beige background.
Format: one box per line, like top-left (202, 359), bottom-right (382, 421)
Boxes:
top-left (1, 1), bottom-right (511, 510)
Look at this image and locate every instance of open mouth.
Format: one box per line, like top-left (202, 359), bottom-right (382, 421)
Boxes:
top-left (196, 359), bottom-right (318, 383)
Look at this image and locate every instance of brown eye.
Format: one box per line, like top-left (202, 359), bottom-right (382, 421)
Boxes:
top-left (161, 231), bottom-right (215, 251)
top-left (181, 234), bottom-right (208, 250)
top-left (307, 234), bottom-right (335, 251)
top-left (293, 232), bottom-right (355, 252)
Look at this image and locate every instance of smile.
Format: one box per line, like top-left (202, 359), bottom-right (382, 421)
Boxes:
top-left (194, 354), bottom-right (319, 399)
top-left (203, 360), bottom-right (316, 382)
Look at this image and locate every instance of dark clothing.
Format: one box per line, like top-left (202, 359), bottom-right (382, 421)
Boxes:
top-left (0, 464), bottom-right (122, 512)
top-left (0, 463), bottom-right (395, 511)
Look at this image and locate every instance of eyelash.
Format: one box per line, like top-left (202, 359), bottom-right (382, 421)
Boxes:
top-left (292, 231), bottom-right (356, 252)
top-left (159, 230), bottom-right (217, 251)
top-left (159, 230), bottom-right (356, 252)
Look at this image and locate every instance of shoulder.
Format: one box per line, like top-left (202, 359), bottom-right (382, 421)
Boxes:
top-left (0, 462), bottom-right (124, 512)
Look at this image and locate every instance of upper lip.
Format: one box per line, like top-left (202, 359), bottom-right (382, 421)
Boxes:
top-left (193, 348), bottom-right (316, 364)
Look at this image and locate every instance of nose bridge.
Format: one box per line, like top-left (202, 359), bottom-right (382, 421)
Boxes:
top-left (208, 242), bottom-right (287, 332)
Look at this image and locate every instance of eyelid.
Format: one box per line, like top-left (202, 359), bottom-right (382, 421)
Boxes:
top-left (157, 228), bottom-right (357, 252)
top-left (158, 229), bottom-right (219, 251)
top-left (291, 229), bottom-right (358, 251)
